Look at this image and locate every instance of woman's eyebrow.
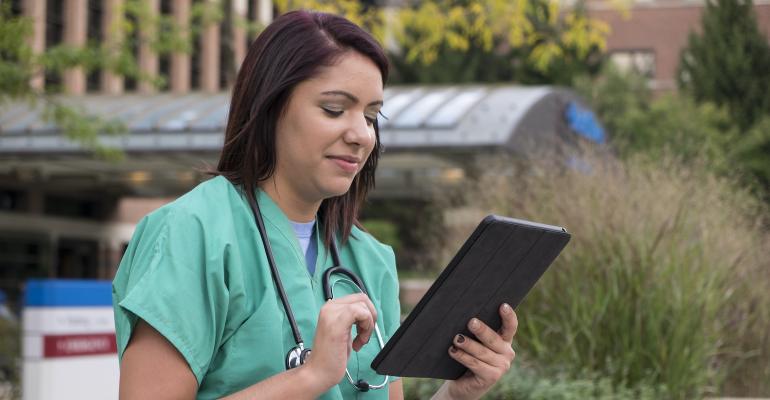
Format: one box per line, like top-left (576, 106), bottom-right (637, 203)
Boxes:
top-left (321, 90), bottom-right (383, 107)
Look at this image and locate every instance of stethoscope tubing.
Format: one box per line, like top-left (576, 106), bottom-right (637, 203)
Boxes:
top-left (246, 195), bottom-right (305, 347)
top-left (246, 192), bottom-right (389, 391)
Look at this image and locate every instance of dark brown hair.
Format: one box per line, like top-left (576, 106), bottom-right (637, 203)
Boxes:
top-left (214, 10), bottom-right (389, 248)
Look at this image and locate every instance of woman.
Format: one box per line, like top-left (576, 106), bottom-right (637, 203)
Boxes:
top-left (113, 10), bottom-right (517, 400)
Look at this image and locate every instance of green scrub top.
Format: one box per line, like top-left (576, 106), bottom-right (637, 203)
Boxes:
top-left (112, 175), bottom-right (401, 399)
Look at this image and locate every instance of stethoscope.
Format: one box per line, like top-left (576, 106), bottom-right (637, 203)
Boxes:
top-left (247, 194), bottom-right (389, 392)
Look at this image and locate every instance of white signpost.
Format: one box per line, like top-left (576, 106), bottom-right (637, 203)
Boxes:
top-left (22, 280), bottom-right (118, 400)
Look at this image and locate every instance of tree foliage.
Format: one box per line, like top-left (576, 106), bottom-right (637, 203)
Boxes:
top-left (678, 0), bottom-right (770, 130)
top-left (676, 0), bottom-right (770, 196)
top-left (391, 0), bottom-right (608, 84)
top-left (275, 0), bottom-right (610, 84)
top-left (577, 64), bottom-right (770, 200)
top-left (576, 65), bottom-right (737, 166)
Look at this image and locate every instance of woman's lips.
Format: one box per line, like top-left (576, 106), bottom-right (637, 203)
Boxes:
top-left (327, 156), bottom-right (359, 173)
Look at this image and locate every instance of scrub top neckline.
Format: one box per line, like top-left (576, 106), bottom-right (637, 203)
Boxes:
top-left (252, 186), bottom-right (328, 282)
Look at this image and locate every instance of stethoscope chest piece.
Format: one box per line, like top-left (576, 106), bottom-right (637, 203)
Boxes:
top-left (285, 344), bottom-right (311, 370)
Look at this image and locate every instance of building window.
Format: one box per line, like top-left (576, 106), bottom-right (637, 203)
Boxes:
top-left (609, 49), bottom-right (656, 78)
top-left (86, 0), bottom-right (104, 92)
top-left (45, 0), bottom-right (65, 88)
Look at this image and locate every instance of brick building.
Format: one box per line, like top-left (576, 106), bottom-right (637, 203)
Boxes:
top-left (587, 0), bottom-right (770, 91)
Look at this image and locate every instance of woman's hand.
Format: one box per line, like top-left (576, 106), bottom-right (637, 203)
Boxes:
top-left (434, 303), bottom-right (518, 400)
top-left (302, 293), bottom-right (378, 392)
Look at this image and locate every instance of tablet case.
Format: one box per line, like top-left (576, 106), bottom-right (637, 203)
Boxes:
top-left (371, 215), bottom-right (570, 380)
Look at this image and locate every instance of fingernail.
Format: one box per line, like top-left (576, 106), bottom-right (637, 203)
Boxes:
top-left (503, 303), bottom-right (512, 314)
top-left (455, 334), bottom-right (465, 344)
top-left (449, 346), bottom-right (457, 353)
top-left (470, 318), bottom-right (480, 330)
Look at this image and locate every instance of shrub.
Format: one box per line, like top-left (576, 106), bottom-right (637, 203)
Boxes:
top-left (0, 318), bottom-right (19, 399)
top-left (574, 65), bottom-right (769, 199)
top-left (402, 359), bottom-right (664, 400)
top-left (574, 65), bottom-right (737, 169)
top-left (361, 219), bottom-right (402, 254)
top-left (436, 150), bottom-right (770, 398)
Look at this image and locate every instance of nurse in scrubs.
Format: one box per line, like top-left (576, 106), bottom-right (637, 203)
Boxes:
top-left (113, 10), bottom-right (518, 400)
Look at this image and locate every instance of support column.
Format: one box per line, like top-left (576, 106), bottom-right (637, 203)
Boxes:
top-left (138, 0), bottom-right (159, 93)
top-left (26, 189), bottom-right (45, 215)
top-left (63, 0), bottom-right (87, 95)
top-left (101, 0), bottom-right (125, 94)
top-left (255, 0), bottom-right (273, 28)
top-left (171, 0), bottom-right (191, 93)
top-left (200, 0), bottom-right (221, 93)
top-left (22, 0), bottom-right (46, 91)
top-left (232, 0), bottom-right (248, 70)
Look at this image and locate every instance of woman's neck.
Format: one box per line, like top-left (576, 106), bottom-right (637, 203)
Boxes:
top-left (259, 178), bottom-right (320, 223)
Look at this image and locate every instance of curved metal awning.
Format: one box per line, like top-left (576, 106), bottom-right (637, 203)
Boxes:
top-left (0, 85), bottom-right (602, 152)
top-left (0, 85), bottom-right (603, 197)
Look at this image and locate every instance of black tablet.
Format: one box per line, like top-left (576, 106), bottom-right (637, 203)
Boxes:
top-left (371, 215), bottom-right (570, 380)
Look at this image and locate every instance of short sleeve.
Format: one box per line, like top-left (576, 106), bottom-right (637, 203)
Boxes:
top-left (112, 209), bottom-right (229, 384)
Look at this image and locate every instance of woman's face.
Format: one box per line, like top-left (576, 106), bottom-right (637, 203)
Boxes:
top-left (273, 51), bottom-right (383, 203)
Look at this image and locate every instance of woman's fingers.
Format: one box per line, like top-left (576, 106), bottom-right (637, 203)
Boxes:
top-left (333, 293), bottom-right (378, 323)
top-left (443, 307), bottom-right (520, 399)
top-left (348, 301), bottom-right (375, 351)
top-left (321, 296), bottom-right (377, 351)
top-left (330, 293), bottom-right (378, 350)
top-left (447, 345), bottom-right (502, 384)
top-left (497, 304), bottom-right (518, 343)
top-left (466, 317), bottom-right (510, 356)
top-left (451, 304), bottom-right (518, 369)
top-left (451, 334), bottom-right (511, 370)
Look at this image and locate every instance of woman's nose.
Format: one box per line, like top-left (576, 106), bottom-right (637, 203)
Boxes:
top-left (344, 115), bottom-right (374, 147)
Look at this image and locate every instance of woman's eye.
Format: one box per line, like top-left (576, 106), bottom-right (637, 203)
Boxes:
top-left (322, 108), bottom-right (343, 117)
top-left (365, 116), bottom-right (377, 126)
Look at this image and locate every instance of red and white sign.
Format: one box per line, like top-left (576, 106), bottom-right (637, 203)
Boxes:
top-left (43, 333), bottom-right (117, 358)
top-left (23, 306), bottom-right (119, 400)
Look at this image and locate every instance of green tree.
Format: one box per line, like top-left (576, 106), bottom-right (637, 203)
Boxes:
top-left (677, 0), bottom-right (770, 197)
top-left (678, 0), bottom-right (770, 130)
top-left (275, 0), bottom-right (610, 85)
top-left (388, 0), bottom-right (609, 84)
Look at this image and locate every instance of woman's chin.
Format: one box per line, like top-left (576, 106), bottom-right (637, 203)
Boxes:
top-left (319, 180), bottom-right (355, 199)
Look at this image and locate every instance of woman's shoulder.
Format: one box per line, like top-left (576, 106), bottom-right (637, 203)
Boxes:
top-left (348, 224), bottom-right (397, 267)
top-left (144, 175), bottom-right (243, 224)
top-left (350, 223), bottom-right (391, 248)
top-left (128, 175), bottom-right (249, 252)
top-left (117, 175), bottom-right (249, 289)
